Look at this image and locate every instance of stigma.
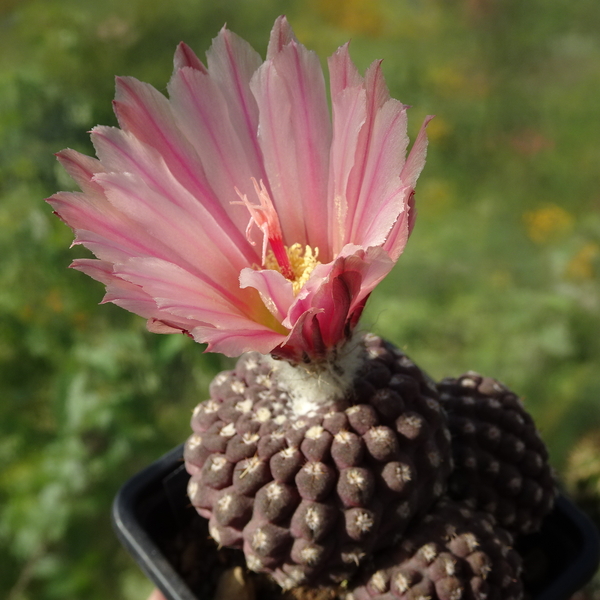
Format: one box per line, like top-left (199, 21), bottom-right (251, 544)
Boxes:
top-left (235, 179), bottom-right (320, 293)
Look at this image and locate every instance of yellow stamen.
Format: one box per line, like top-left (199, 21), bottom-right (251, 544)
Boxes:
top-left (265, 243), bottom-right (320, 295)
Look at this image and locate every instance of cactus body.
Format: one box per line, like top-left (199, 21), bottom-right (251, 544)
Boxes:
top-left (348, 498), bottom-right (523, 600)
top-left (438, 373), bottom-right (556, 535)
top-left (184, 335), bottom-right (453, 588)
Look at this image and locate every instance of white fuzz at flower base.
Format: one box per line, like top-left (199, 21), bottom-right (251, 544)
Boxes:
top-left (264, 332), bottom-right (366, 417)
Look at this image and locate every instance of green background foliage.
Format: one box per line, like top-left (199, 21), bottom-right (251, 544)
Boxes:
top-left (1, 0), bottom-right (599, 598)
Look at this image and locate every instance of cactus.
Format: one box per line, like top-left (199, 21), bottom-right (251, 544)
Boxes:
top-left (348, 498), bottom-right (523, 600)
top-left (185, 334), bottom-right (453, 588)
top-left (438, 373), bottom-right (556, 535)
top-left (48, 12), bottom-right (568, 598)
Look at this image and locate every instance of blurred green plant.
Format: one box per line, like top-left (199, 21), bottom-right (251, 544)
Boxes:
top-left (1, 0), bottom-right (599, 598)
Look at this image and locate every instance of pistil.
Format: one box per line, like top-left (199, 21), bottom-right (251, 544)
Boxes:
top-left (234, 178), bottom-right (294, 279)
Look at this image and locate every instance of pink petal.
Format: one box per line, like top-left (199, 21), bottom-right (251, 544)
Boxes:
top-left (400, 115), bottom-right (434, 189)
top-left (90, 126), bottom-right (257, 265)
top-left (71, 257), bottom-right (118, 286)
top-left (341, 62), bottom-right (392, 236)
top-left (266, 15), bottom-right (298, 60)
top-left (328, 42), bottom-right (363, 96)
top-left (95, 171), bottom-right (242, 287)
top-left (147, 319), bottom-right (190, 335)
top-left (379, 189), bottom-right (412, 262)
top-left (383, 116), bottom-right (433, 259)
top-left (327, 45), bottom-right (367, 254)
top-left (191, 324), bottom-right (286, 356)
top-left (239, 267), bottom-right (294, 322)
top-left (347, 97), bottom-right (410, 246)
top-left (251, 35), bottom-right (331, 254)
top-left (205, 27), bottom-right (267, 184)
top-left (56, 149), bottom-right (106, 194)
top-left (274, 246), bottom-right (394, 362)
top-left (113, 76), bottom-right (211, 198)
top-left (173, 42), bottom-right (207, 72)
top-left (72, 258), bottom-right (200, 333)
top-left (167, 66), bottom-right (263, 219)
top-left (49, 190), bottom-right (172, 263)
top-left (272, 308), bottom-right (324, 363)
top-left (113, 257), bottom-right (271, 327)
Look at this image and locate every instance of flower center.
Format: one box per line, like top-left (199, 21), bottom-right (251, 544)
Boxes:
top-left (265, 243), bottom-right (320, 295)
top-left (235, 178), bottom-right (320, 294)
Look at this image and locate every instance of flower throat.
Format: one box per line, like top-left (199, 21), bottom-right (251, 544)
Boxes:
top-left (265, 244), bottom-right (320, 295)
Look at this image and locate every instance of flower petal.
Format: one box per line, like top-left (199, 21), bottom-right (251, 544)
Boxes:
top-left (113, 76), bottom-right (215, 202)
top-left (72, 258), bottom-right (196, 334)
top-left (173, 42), bottom-right (207, 72)
top-left (205, 26), bottom-right (267, 183)
top-left (328, 44), bottom-right (367, 255)
top-left (266, 15), bottom-right (298, 59)
top-left (274, 245), bottom-right (394, 362)
top-left (50, 18), bottom-right (432, 361)
top-left (239, 267), bottom-right (294, 322)
top-left (167, 66), bottom-right (263, 220)
top-left (94, 170), bottom-right (246, 293)
top-left (190, 324), bottom-right (285, 356)
top-left (383, 116), bottom-right (433, 259)
top-left (90, 126), bottom-right (258, 265)
top-left (113, 256), bottom-right (271, 328)
top-left (49, 190), bottom-right (170, 263)
top-left (56, 149), bottom-right (106, 194)
top-left (251, 31), bottom-right (331, 253)
top-left (350, 99), bottom-right (409, 245)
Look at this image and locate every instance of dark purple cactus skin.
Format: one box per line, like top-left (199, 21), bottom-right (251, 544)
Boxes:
top-left (348, 498), bottom-right (523, 600)
top-left (438, 373), bottom-right (557, 535)
top-left (184, 335), bottom-right (453, 588)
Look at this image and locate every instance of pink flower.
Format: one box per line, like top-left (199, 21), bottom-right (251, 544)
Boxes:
top-left (48, 17), bottom-right (431, 363)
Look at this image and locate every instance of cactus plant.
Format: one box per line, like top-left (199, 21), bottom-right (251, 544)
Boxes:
top-left (48, 15), bottom-right (565, 600)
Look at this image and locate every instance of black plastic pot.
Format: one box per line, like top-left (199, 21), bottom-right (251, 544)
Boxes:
top-left (112, 444), bottom-right (600, 600)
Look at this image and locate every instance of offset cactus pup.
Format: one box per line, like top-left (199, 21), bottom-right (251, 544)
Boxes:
top-left (112, 445), bottom-right (600, 600)
top-left (438, 373), bottom-right (558, 535)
